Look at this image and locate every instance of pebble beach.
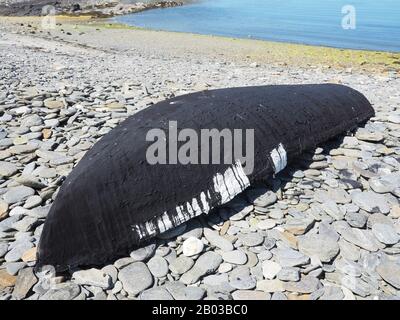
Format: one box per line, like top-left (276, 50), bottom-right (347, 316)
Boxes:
top-left (0, 14), bottom-right (400, 300)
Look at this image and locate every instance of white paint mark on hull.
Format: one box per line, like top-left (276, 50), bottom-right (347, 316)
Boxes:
top-left (269, 143), bottom-right (287, 174)
top-left (132, 160), bottom-right (250, 240)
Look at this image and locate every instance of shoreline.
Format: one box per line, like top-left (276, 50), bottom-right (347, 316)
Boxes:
top-left (1, 15), bottom-right (398, 75)
top-left (110, 17), bottom-right (400, 56)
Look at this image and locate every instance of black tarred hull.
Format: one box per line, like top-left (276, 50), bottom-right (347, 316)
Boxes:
top-left (37, 84), bottom-right (374, 270)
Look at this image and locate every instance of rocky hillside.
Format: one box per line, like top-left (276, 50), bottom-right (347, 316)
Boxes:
top-left (0, 0), bottom-right (183, 16)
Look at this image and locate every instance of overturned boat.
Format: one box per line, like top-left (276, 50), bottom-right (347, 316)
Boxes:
top-left (37, 84), bottom-right (374, 270)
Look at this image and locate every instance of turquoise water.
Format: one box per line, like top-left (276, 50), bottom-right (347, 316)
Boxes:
top-left (116, 0), bottom-right (400, 52)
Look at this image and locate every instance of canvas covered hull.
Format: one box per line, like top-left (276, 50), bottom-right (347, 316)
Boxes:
top-left (36, 84), bottom-right (374, 270)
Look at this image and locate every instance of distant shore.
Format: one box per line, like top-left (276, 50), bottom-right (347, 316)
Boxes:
top-left (0, 0), bottom-right (185, 17)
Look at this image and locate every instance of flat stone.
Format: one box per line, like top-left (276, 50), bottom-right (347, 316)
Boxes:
top-left (169, 256), bottom-right (194, 275)
top-left (44, 100), bottom-right (64, 109)
top-left (232, 290), bottom-right (270, 300)
top-left (338, 239), bottom-right (360, 261)
top-left (321, 200), bottom-right (344, 220)
top-left (237, 232), bottom-right (264, 247)
top-left (298, 234), bottom-right (339, 262)
top-left (118, 262), bottom-right (153, 296)
top-left (372, 223), bottom-right (400, 245)
top-left (21, 247), bottom-right (37, 262)
top-left (277, 267), bottom-right (300, 282)
top-left (271, 292), bottom-right (287, 300)
top-left (345, 211), bottom-right (368, 228)
top-left (355, 130), bottom-right (384, 142)
top-left (0, 242), bottom-right (8, 257)
top-left (274, 248), bottom-right (310, 267)
top-left (0, 161), bottom-right (18, 177)
top-left (257, 219), bottom-right (276, 230)
top-left (262, 260), bottom-right (282, 279)
top-left (12, 216), bottom-right (37, 232)
top-left (129, 242), bottom-right (156, 261)
top-left (182, 237), bottom-right (204, 257)
top-left (6, 262), bottom-right (27, 276)
top-left (147, 256), bottom-right (169, 278)
top-left (0, 200), bottom-right (8, 220)
top-left (341, 275), bottom-right (372, 297)
top-left (269, 209), bottom-right (284, 219)
top-left (0, 269), bottom-right (17, 288)
top-left (351, 191), bottom-right (390, 214)
top-left (284, 275), bottom-right (321, 293)
top-left (72, 268), bottom-right (111, 289)
top-left (370, 173), bottom-right (400, 194)
top-left (3, 186), bottom-right (35, 204)
top-left (320, 286), bottom-right (345, 300)
top-left (335, 258), bottom-right (362, 276)
top-left (229, 274), bottom-right (256, 290)
top-left (377, 260), bottom-right (400, 289)
top-left (12, 267), bottom-right (37, 300)
top-left (204, 228), bottom-right (233, 251)
top-left (256, 279), bottom-right (285, 293)
top-left (284, 218), bottom-right (315, 235)
top-left (387, 114), bottom-right (400, 123)
top-left (222, 250), bottom-right (247, 265)
top-left (0, 215), bottom-right (21, 232)
top-left (164, 281), bottom-right (205, 300)
top-left (180, 252), bottom-right (222, 285)
top-left (39, 283), bottom-right (81, 300)
top-left (340, 227), bottom-right (381, 252)
top-left (327, 188), bottom-right (352, 204)
top-left (15, 175), bottom-right (46, 189)
top-left (5, 241), bottom-right (33, 262)
top-left (218, 262), bottom-right (233, 273)
top-left (246, 188), bottom-right (277, 207)
top-left (140, 287), bottom-right (173, 300)
top-left (21, 114), bottom-right (43, 127)
top-left (9, 145), bottom-right (38, 155)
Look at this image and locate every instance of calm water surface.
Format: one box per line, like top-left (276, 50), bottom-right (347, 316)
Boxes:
top-left (116, 0), bottom-right (400, 52)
